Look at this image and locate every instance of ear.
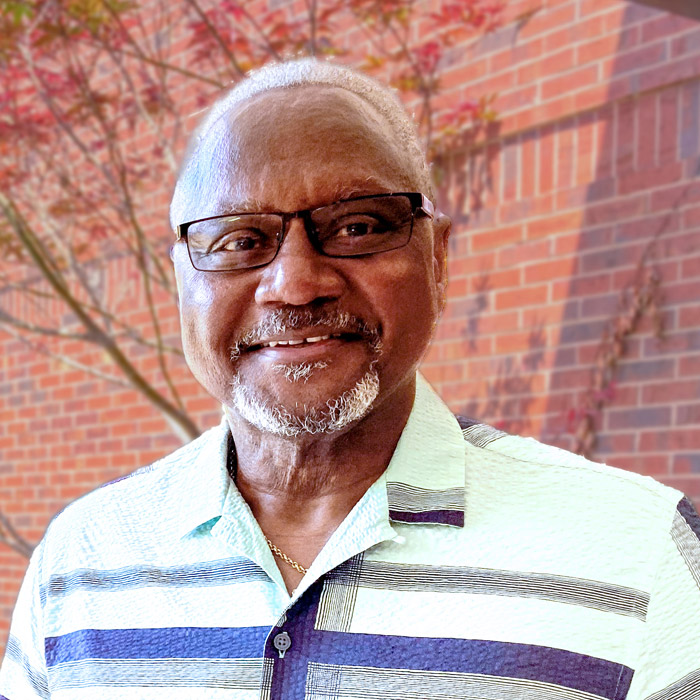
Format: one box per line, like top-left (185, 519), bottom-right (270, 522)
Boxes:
top-left (432, 213), bottom-right (451, 312)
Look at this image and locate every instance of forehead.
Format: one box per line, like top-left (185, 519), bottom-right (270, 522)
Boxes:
top-left (187, 86), bottom-right (417, 217)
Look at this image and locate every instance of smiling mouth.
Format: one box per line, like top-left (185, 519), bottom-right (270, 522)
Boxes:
top-left (259, 333), bottom-right (341, 349)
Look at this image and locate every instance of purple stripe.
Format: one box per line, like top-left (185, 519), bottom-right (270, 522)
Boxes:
top-left (306, 633), bottom-right (632, 699)
top-left (678, 496), bottom-right (700, 540)
top-left (44, 626), bottom-right (269, 666)
top-left (389, 509), bottom-right (464, 526)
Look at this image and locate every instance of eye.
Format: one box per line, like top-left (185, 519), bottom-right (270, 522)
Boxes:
top-left (334, 216), bottom-right (387, 238)
top-left (208, 229), bottom-right (268, 254)
top-left (218, 233), bottom-right (262, 251)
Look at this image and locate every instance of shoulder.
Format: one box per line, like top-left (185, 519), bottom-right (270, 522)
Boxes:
top-left (39, 421), bottom-right (229, 568)
top-left (459, 418), bottom-right (684, 531)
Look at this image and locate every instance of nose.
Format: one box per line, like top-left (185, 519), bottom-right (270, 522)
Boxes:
top-left (254, 217), bottom-right (346, 307)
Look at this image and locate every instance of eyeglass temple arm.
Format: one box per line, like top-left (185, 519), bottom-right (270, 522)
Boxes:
top-left (419, 195), bottom-right (435, 219)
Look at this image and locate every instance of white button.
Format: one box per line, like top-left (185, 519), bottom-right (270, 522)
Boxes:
top-left (273, 631), bottom-right (291, 659)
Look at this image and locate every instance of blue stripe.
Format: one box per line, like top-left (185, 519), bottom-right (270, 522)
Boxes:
top-left (42, 558), bottom-right (268, 602)
top-left (44, 626), bottom-right (270, 666)
top-left (679, 496), bottom-right (700, 541)
top-left (389, 509), bottom-right (464, 526)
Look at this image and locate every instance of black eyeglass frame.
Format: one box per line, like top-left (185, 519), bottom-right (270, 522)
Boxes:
top-left (175, 192), bottom-right (435, 272)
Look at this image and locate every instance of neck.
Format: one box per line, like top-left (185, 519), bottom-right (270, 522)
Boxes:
top-left (224, 378), bottom-right (415, 594)
top-left (225, 377), bottom-right (415, 519)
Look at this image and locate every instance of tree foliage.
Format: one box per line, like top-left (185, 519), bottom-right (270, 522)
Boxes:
top-left (0, 0), bottom-right (503, 456)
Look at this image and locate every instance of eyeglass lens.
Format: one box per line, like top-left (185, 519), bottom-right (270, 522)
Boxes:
top-left (186, 194), bottom-right (416, 271)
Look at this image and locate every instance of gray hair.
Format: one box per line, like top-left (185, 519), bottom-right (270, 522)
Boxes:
top-left (169, 58), bottom-right (432, 229)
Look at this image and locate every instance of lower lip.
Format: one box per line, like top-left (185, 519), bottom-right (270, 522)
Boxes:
top-left (253, 336), bottom-right (356, 361)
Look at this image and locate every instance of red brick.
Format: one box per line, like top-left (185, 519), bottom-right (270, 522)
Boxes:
top-left (651, 180), bottom-right (700, 212)
top-left (641, 14), bottom-right (698, 43)
top-left (640, 55), bottom-right (700, 96)
top-left (521, 3), bottom-right (576, 38)
top-left (612, 42), bottom-right (666, 77)
top-left (497, 239), bottom-right (551, 269)
top-left (541, 66), bottom-right (599, 102)
top-left (577, 33), bottom-right (619, 65)
top-left (525, 258), bottom-right (577, 284)
top-left (636, 92), bottom-right (658, 170)
top-left (643, 379), bottom-right (700, 404)
top-left (472, 225), bottom-right (523, 252)
top-left (584, 195), bottom-right (646, 227)
top-left (576, 113), bottom-right (596, 185)
top-left (495, 285), bottom-right (548, 311)
top-left (619, 162), bottom-right (683, 197)
top-left (521, 133), bottom-right (537, 199)
top-left (556, 123), bottom-right (575, 190)
top-left (615, 98), bottom-right (636, 175)
top-left (670, 26), bottom-right (700, 59)
top-left (526, 211), bottom-right (583, 240)
top-left (679, 305), bottom-right (700, 328)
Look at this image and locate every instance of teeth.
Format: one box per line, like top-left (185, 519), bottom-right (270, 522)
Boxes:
top-left (263, 334), bottom-right (334, 348)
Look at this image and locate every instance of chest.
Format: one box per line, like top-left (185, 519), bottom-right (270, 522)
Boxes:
top-left (43, 552), bottom-right (642, 700)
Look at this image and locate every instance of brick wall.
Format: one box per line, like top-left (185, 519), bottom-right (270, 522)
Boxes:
top-left (2, 0), bottom-right (700, 656)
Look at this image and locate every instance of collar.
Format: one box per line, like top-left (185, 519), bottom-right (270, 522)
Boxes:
top-left (172, 415), bottom-right (232, 539)
top-left (175, 373), bottom-right (466, 539)
top-left (383, 374), bottom-right (466, 528)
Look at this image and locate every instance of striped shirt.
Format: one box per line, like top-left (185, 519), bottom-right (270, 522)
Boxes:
top-left (1, 374), bottom-right (699, 699)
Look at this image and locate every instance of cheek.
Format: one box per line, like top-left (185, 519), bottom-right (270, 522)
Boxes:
top-left (366, 251), bottom-right (440, 345)
top-left (178, 272), bottom-right (244, 358)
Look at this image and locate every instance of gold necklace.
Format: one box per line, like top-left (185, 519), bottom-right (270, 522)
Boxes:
top-left (265, 536), bottom-right (308, 575)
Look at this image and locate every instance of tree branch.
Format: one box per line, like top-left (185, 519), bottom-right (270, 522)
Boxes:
top-left (183, 0), bottom-right (248, 77)
top-left (0, 194), bottom-right (200, 442)
top-left (0, 511), bottom-right (34, 559)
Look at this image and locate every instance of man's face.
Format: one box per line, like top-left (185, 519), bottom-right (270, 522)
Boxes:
top-left (172, 86), bottom-right (449, 435)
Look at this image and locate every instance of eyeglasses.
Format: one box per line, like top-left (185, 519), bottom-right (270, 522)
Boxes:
top-left (176, 192), bottom-right (434, 272)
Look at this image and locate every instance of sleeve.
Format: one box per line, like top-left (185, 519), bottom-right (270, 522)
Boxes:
top-left (626, 496), bottom-right (700, 699)
top-left (0, 542), bottom-right (50, 700)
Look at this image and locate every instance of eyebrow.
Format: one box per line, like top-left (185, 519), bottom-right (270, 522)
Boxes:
top-left (217, 178), bottom-right (397, 215)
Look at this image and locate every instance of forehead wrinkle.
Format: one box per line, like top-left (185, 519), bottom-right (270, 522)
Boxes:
top-left (214, 177), bottom-right (402, 215)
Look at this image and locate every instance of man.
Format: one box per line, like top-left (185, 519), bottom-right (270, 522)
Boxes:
top-left (1, 58), bottom-right (699, 700)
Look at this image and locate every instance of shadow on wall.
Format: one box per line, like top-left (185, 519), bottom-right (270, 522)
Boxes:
top-left (434, 2), bottom-right (700, 499)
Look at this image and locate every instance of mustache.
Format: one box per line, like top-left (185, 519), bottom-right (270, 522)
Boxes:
top-left (230, 307), bottom-right (382, 358)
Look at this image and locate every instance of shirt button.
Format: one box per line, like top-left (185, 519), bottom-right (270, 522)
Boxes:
top-left (273, 631), bottom-right (292, 659)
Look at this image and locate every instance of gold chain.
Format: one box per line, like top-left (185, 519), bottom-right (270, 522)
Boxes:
top-left (265, 536), bottom-right (308, 575)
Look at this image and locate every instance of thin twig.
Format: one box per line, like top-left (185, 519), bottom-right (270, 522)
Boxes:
top-left (183, 0), bottom-right (248, 77)
top-left (0, 322), bottom-right (133, 388)
top-left (0, 511), bottom-right (34, 559)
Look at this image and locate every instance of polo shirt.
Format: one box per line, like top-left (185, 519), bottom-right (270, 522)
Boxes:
top-left (1, 374), bottom-right (699, 699)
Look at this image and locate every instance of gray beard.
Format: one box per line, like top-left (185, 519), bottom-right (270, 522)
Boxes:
top-left (230, 367), bottom-right (380, 437)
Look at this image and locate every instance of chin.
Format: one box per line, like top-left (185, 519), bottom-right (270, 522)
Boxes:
top-left (229, 367), bottom-right (380, 437)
